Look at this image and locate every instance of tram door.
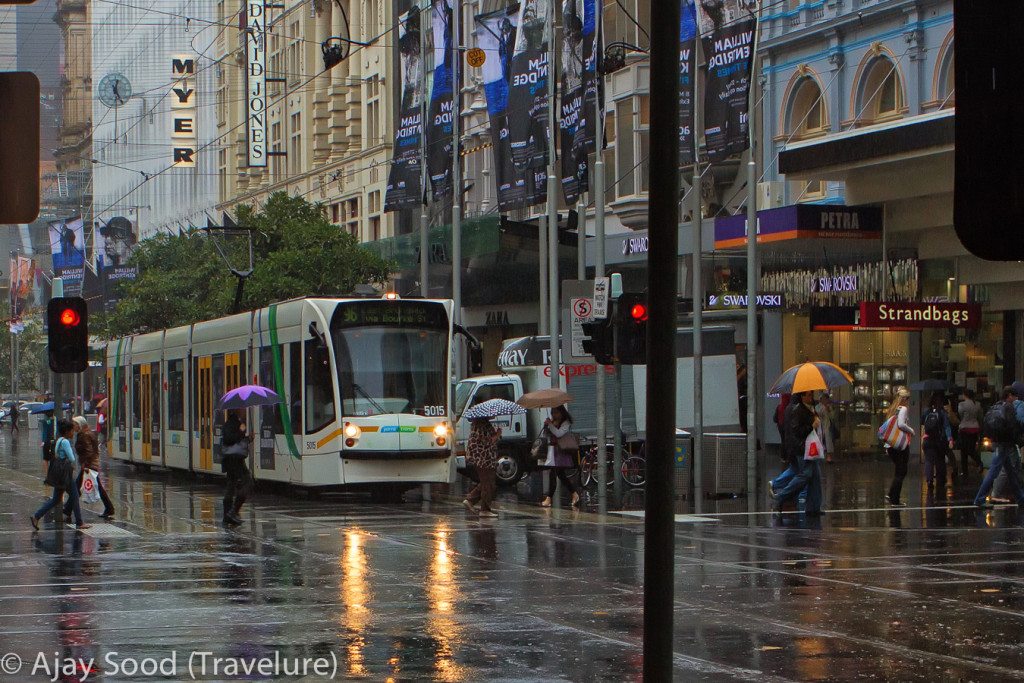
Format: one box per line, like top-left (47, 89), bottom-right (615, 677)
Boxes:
top-left (198, 357), bottom-right (213, 470)
top-left (140, 364), bottom-right (152, 461)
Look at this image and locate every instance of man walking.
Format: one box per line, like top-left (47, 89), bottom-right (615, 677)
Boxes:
top-left (973, 386), bottom-right (1024, 508)
top-left (773, 391), bottom-right (823, 515)
top-left (220, 412), bottom-right (252, 526)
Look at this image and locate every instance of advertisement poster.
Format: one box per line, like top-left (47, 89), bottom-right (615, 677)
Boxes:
top-left (559, 0), bottom-right (599, 203)
top-left (384, 10), bottom-right (425, 212)
top-left (96, 215), bottom-right (139, 311)
top-left (506, 0), bottom-right (552, 175)
top-left (476, 7), bottom-right (546, 211)
top-left (9, 255), bottom-right (35, 327)
top-left (426, 0), bottom-right (455, 200)
top-left (679, 0), bottom-right (697, 164)
top-left (48, 217), bottom-right (85, 297)
top-left (696, 0), bottom-right (757, 160)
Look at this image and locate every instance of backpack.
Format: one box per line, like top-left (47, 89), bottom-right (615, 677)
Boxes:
top-left (923, 408), bottom-right (944, 442)
top-left (983, 402), bottom-right (1018, 443)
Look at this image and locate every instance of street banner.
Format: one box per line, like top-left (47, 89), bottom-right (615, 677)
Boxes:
top-left (9, 255), bottom-right (35, 321)
top-left (696, 0), bottom-right (757, 160)
top-left (384, 10), bottom-right (425, 212)
top-left (679, 0), bottom-right (697, 164)
top-left (96, 215), bottom-right (140, 312)
top-left (48, 217), bottom-right (85, 297)
top-left (426, 0), bottom-right (455, 200)
top-left (559, 0), bottom-right (599, 203)
top-left (507, 0), bottom-right (551, 175)
top-left (475, 7), bottom-right (545, 211)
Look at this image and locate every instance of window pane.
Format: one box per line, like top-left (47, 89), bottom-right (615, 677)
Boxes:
top-left (615, 100), bottom-right (635, 197)
top-left (167, 359), bottom-right (185, 431)
top-left (290, 342), bottom-right (302, 434)
top-left (305, 338), bottom-right (336, 433)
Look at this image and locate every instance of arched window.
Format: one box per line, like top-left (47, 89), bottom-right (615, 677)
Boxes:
top-left (938, 48), bottom-right (954, 108)
top-left (786, 77), bottom-right (827, 139)
top-left (858, 56), bottom-right (905, 123)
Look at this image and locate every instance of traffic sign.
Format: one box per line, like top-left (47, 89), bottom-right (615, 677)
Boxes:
top-left (570, 297), bottom-right (594, 358)
top-left (592, 276), bottom-right (610, 318)
top-left (466, 47), bottom-right (486, 68)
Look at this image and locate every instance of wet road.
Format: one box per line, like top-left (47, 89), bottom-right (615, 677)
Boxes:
top-left (2, 430), bottom-right (1024, 681)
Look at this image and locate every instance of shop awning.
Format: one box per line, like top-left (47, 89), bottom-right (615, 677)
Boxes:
top-left (714, 203), bottom-right (882, 250)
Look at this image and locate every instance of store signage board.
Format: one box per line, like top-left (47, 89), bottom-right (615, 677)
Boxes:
top-left (810, 274), bottom-right (858, 294)
top-left (706, 292), bottom-right (785, 310)
top-left (170, 55), bottom-right (197, 167)
top-left (245, 0), bottom-right (267, 167)
top-left (714, 204), bottom-right (883, 249)
top-left (860, 302), bottom-right (981, 329)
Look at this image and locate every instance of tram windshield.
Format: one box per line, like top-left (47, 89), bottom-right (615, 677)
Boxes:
top-left (331, 301), bottom-right (449, 417)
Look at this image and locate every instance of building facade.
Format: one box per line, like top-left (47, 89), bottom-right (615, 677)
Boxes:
top-left (54, 0), bottom-right (93, 223)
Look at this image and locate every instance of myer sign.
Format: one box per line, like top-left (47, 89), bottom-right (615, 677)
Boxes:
top-left (170, 56), bottom-right (197, 167)
top-left (245, 0), bottom-right (267, 167)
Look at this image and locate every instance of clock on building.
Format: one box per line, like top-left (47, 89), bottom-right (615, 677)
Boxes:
top-left (97, 73), bottom-right (132, 108)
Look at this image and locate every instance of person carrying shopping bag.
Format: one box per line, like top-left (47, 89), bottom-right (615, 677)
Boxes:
top-left (539, 405), bottom-right (580, 509)
top-left (30, 419), bottom-right (89, 530)
top-left (772, 391), bottom-right (823, 515)
top-left (63, 416), bottom-right (114, 521)
top-left (880, 389), bottom-right (914, 507)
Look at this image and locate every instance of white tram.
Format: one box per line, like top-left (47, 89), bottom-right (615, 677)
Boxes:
top-left (104, 297), bottom-right (459, 493)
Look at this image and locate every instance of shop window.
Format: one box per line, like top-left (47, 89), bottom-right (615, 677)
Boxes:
top-left (858, 56), bottom-right (904, 124)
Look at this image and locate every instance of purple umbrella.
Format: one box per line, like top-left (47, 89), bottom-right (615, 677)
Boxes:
top-left (218, 385), bottom-right (280, 410)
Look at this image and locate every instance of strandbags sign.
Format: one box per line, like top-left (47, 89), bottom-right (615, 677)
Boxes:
top-left (860, 302), bottom-right (981, 329)
top-left (171, 55), bottom-right (197, 167)
top-left (385, 10), bottom-right (425, 211)
top-left (559, 0), bottom-right (600, 203)
top-left (696, 0), bottom-right (756, 160)
top-left (426, 0), bottom-right (455, 200)
top-left (245, 0), bottom-right (267, 167)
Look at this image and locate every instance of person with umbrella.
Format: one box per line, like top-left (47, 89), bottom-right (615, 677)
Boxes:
top-left (460, 398), bottom-right (525, 517)
top-left (772, 391), bottom-right (821, 515)
top-left (539, 405), bottom-right (580, 509)
top-left (217, 385), bottom-right (279, 525)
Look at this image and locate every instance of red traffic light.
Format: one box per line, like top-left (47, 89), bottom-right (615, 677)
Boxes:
top-left (630, 303), bottom-right (648, 321)
top-left (59, 308), bottom-right (81, 327)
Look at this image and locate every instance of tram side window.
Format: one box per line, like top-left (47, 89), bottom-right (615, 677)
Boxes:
top-left (167, 359), bottom-right (185, 431)
top-left (192, 357), bottom-right (199, 433)
top-left (260, 347), bottom-right (284, 434)
top-left (290, 343), bottom-right (302, 433)
top-left (305, 338), bottom-right (335, 433)
top-left (132, 365), bottom-right (141, 429)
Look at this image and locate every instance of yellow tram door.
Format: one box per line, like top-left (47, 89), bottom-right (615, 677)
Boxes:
top-left (140, 364), bottom-right (152, 461)
top-left (225, 352), bottom-right (241, 394)
top-left (198, 357), bottom-right (213, 470)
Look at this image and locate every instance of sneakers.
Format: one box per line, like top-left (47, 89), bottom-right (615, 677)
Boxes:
top-left (478, 509), bottom-right (498, 518)
top-left (462, 499), bottom-right (477, 512)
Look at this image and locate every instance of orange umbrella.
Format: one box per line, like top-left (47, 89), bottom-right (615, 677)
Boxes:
top-left (770, 362), bottom-right (853, 395)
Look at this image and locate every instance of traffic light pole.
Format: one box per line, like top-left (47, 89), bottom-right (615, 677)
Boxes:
top-left (51, 277), bottom-right (63, 454)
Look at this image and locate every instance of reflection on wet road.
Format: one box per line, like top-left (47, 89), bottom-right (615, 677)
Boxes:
top-left (2, 430), bottom-right (1024, 681)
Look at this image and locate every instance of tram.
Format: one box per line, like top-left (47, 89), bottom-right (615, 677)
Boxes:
top-left (105, 296), bottom-right (467, 495)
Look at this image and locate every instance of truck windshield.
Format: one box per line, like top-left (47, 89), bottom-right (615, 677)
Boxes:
top-left (331, 302), bottom-right (449, 417)
top-left (455, 381), bottom-right (474, 417)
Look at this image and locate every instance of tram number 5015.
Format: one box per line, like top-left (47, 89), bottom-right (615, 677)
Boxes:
top-left (423, 406), bottom-right (446, 417)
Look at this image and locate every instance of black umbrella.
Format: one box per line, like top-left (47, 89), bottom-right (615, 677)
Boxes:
top-left (909, 379), bottom-right (949, 391)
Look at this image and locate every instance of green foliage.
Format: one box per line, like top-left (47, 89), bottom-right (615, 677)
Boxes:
top-left (98, 192), bottom-right (394, 338)
top-left (0, 302), bottom-right (49, 395)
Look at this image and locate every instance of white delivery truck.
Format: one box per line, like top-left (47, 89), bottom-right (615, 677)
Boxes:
top-left (454, 326), bottom-right (741, 484)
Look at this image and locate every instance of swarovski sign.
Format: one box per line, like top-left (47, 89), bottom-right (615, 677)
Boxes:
top-left (245, 0), bottom-right (267, 167)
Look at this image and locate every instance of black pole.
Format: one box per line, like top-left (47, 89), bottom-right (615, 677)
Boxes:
top-left (643, 0), bottom-right (680, 678)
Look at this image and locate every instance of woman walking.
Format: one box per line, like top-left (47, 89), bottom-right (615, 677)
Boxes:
top-left (540, 405), bottom-right (580, 509)
top-left (29, 419), bottom-right (89, 530)
top-left (63, 416), bottom-right (114, 520)
top-left (772, 391), bottom-right (822, 515)
top-left (463, 418), bottom-right (501, 517)
top-left (885, 389), bottom-right (914, 507)
top-left (958, 388), bottom-right (983, 477)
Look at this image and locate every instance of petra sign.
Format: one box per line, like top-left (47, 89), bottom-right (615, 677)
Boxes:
top-left (859, 302), bottom-right (981, 329)
top-left (245, 0), bottom-right (267, 167)
top-left (170, 56), bottom-right (197, 167)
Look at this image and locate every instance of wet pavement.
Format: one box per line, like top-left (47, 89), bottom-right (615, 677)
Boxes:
top-left (2, 429), bottom-right (1024, 681)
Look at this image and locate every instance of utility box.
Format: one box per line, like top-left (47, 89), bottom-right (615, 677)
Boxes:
top-left (701, 433), bottom-right (747, 497)
top-left (674, 430), bottom-right (692, 500)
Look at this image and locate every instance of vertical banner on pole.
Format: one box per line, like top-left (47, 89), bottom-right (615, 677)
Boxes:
top-left (559, 0), bottom-right (599, 203)
top-left (427, 0), bottom-right (455, 200)
top-left (696, 0), bottom-right (756, 160)
top-left (385, 10), bottom-right (426, 211)
top-left (245, 0), bottom-right (267, 167)
top-left (476, 7), bottom-right (541, 212)
top-left (507, 0), bottom-right (552, 175)
top-left (679, 0), bottom-right (697, 165)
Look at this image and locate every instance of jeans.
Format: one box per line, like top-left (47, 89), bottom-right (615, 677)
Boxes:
top-left (63, 469), bottom-right (114, 516)
top-left (888, 446), bottom-right (910, 503)
top-left (35, 485), bottom-right (82, 526)
top-left (974, 444), bottom-right (1024, 505)
top-left (774, 459), bottom-right (822, 514)
top-left (466, 466), bottom-right (496, 511)
top-left (772, 462), bottom-right (798, 491)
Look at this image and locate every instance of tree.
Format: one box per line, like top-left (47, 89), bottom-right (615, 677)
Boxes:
top-left (96, 192), bottom-right (394, 338)
top-left (0, 302), bottom-right (49, 395)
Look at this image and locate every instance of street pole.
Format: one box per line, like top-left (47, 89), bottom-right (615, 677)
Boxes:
top-left (643, 0), bottom-right (680, 677)
top-left (746, 4), bottom-right (763, 501)
top-left (51, 277), bottom-right (63, 454)
top-left (451, 0), bottom-right (462, 329)
top-left (546, 0), bottom-right (560, 378)
top-left (538, 216), bottom-right (548, 335)
top-left (420, 0), bottom-right (430, 301)
top-left (593, 23), bottom-right (608, 511)
top-left (577, 199), bottom-right (586, 280)
top-left (692, 164), bottom-right (704, 512)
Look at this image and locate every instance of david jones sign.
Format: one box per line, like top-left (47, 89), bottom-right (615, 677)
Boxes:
top-left (245, 0), bottom-right (267, 167)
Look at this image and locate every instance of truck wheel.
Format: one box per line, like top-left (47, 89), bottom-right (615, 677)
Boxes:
top-left (495, 455), bottom-right (523, 486)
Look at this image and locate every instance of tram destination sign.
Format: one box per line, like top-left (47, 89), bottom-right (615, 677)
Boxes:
top-left (334, 300), bottom-right (448, 328)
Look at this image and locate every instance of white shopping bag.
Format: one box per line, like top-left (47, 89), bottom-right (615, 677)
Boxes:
top-left (80, 469), bottom-right (101, 505)
top-left (803, 431), bottom-right (825, 461)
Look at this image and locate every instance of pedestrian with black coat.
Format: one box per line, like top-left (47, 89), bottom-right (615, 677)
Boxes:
top-left (220, 412), bottom-right (252, 526)
top-left (922, 391), bottom-right (955, 495)
top-left (30, 419), bottom-right (89, 530)
top-left (773, 391), bottom-right (823, 515)
top-left (973, 386), bottom-right (1024, 508)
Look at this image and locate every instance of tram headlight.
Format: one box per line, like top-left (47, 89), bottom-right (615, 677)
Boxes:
top-left (433, 423), bottom-right (448, 439)
top-left (344, 423), bottom-right (361, 439)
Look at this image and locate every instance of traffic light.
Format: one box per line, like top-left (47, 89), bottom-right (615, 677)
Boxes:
top-left (581, 317), bottom-right (613, 365)
top-left (615, 293), bottom-right (648, 365)
top-left (47, 297), bottom-right (88, 373)
top-left (953, 0), bottom-right (1024, 259)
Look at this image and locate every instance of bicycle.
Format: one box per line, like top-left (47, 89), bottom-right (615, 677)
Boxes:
top-left (576, 440), bottom-right (647, 488)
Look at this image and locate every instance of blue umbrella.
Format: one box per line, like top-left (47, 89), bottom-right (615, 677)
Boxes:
top-left (30, 402), bottom-right (55, 414)
top-left (462, 398), bottom-right (526, 421)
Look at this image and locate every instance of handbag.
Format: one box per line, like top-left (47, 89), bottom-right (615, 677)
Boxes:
top-left (44, 455), bottom-right (74, 491)
top-left (803, 431), bottom-right (825, 460)
top-left (530, 435), bottom-right (546, 459)
top-left (556, 432), bottom-right (579, 451)
top-left (878, 416), bottom-right (910, 451)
